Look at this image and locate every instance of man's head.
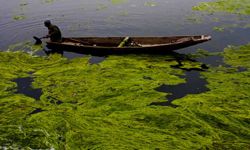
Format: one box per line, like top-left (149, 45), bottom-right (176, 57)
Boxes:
top-left (44, 20), bottom-right (51, 27)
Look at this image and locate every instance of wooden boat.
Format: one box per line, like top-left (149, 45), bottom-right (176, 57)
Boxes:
top-left (46, 35), bottom-right (211, 55)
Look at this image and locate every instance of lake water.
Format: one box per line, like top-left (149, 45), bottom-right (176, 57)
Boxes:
top-left (1, 0), bottom-right (250, 54)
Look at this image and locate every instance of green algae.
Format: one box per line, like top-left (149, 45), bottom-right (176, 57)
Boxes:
top-left (96, 4), bottom-right (108, 11)
top-left (110, 0), bottom-right (127, 5)
top-left (42, 0), bottom-right (55, 4)
top-left (0, 45), bottom-right (250, 149)
top-left (173, 44), bottom-right (250, 149)
top-left (193, 0), bottom-right (250, 15)
top-left (144, 1), bottom-right (158, 7)
top-left (212, 24), bottom-right (239, 32)
top-left (12, 0), bottom-right (28, 21)
top-left (7, 41), bottom-right (43, 55)
top-left (192, 49), bottom-right (222, 58)
top-left (192, 0), bottom-right (250, 30)
top-left (223, 44), bottom-right (250, 68)
top-left (12, 15), bottom-right (26, 21)
top-left (213, 26), bottom-right (225, 32)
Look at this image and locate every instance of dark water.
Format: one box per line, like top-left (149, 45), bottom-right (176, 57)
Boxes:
top-left (13, 77), bottom-right (42, 100)
top-left (1, 0), bottom-right (250, 104)
top-left (28, 108), bottom-right (45, 115)
top-left (151, 70), bottom-right (209, 107)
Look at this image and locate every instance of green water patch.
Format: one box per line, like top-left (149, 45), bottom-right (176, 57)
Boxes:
top-left (212, 23), bottom-right (240, 32)
top-left (0, 44), bottom-right (250, 149)
top-left (192, 0), bottom-right (250, 31)
top-left (144, 1), bottom-right (158, 7)
top-left (96, 4), bottom-right (108, 11)
top-left (176, 44), bottom-right (250, 146)
top-left (12, 15), bottom-right (26, 21)
top-left (110, 0), bottom-right (128, 5)
top-left (223, 44), bottom-right (250, 68)
top-left (193, 0), bottom-right (250, 15)
top-left (12, 0), bottom-right (29, 21)
top-left (7, 41), bottom-right (43, 55)
top-left (190, 48), bottom-right (223, 59)
top-left (41, 0), bottom-right (55, 4)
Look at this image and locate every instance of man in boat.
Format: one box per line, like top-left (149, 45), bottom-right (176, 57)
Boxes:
top-left (44, 20), bottom-right (62, 42)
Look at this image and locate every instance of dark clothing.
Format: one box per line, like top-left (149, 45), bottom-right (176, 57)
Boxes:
top-left (48, 25), bottom-right (62, 42)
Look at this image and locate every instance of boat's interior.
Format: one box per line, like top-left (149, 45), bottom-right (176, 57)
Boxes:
top-left (62, 36), bottom-right (207, 47)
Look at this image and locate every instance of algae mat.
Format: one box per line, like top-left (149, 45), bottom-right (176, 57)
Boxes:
top-left (193, 0), bottom-right (250, 15)
top-left (0, 45), bottom-right (250, 149)
top-left (192, 0), bottom-right (250, 32)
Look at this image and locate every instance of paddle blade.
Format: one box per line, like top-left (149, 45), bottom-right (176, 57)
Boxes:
top-left (33, 36), bottom-right (42, 45)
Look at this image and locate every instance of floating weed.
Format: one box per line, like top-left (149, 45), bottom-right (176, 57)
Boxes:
top-left (172, 44), bottom-right (250, 149)
top-left (0, 45), bottom-right (250, 149)
top-left (212, 17), bottom-right (220, 22)
top-left (12, 0), bottom-right (28, 21)
top-left (12, 15), bottom-right (26, 21)
top-left (96, 4), bottom-right (108, 11)
top-left (243, 23), bottom-right (250, 28)
top-left (193, 0), bottom-right (250, 15)
top-left (223, 43), bottom-right (250, 68)
top-left (213, 24), bottom-right (239, 32)
top-left (144, 1), bottom-right (157, 7)
top-left (193, 0), bottom-right (250, 29)
top-left (7, 41), bottom-right (43, 55)
top-left (20, 2), bottom-right (28, 7)
top-left (190, 49), bottom-right (223, 59)
top-left (42, 0), bottom-right (55, 4)
top-left (213, 26), bottom-right (225, 32)
top-left (110, 0), bottom-right (128, 5)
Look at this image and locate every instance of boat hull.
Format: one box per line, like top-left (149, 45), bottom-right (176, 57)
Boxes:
top-left (46, 36), bottom-right (211, 55)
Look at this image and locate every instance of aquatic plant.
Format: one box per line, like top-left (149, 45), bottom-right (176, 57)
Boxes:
top-left (144, 2), bottom-right (157, 7)
top-left (0, 42), bottom-right (250, 149)
top-left (192, 0), bottom-right (250, 31)
top-left (12, 0), bottom-right (29, 21)
top-left (42, 0), bottom-right (55, 4)
top-left (12, 15), bottom-right (26, 21)
top-left (193, 0), bottom-right (250, 15)
top-left (110, 0), bottom-right (128, 5)
top-left (96, 4), bottom-right (108, 11)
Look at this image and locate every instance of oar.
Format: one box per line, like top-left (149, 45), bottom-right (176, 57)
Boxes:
top-left (33, 36), bottom-right (46, 45)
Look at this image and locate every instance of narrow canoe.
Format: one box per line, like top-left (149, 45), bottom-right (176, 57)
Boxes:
top-left (46, 35), bottom-right (211, 55)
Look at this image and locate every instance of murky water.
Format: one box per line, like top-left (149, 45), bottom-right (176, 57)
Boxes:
top-left (1, 0), bottom-right (250, 104)
top-left (1, 0), bottom-right (250, 52)
top-left (152, 70), bottom-right (209, 107)
top-left (13, 77), bottom-right (42, 100)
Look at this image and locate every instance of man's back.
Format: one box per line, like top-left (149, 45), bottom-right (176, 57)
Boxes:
top-left (48, 24), bottom-right (62, 42)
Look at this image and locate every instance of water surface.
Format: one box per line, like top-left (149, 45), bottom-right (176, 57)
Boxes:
top-left (1, 0), bottom-right (250, 54)
top-left (13, 77), bottom-right (42, 100)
